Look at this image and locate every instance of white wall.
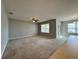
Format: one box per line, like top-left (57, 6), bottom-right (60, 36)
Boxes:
top-left (1, 1), bottom-right (9, 56)
top-left (60, 21), bottom-right (68, 40)
top-left (56, 19), bottom-right (68, 40)
top-left (9, 19), bottom-right (37, 40)
top-left (56, 19), bottom-right (61, 39)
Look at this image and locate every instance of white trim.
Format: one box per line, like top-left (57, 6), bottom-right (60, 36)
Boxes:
top-left (9, 35), bottom-right (34, 40)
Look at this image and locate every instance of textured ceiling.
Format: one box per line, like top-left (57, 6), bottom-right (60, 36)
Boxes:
top-left (5, 0), bottom-right (78, 22)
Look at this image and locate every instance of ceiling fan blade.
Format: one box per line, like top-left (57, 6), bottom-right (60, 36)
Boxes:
top-left (36, 19), bottom-right (39, 21)
top-left (32, 18), bottom-right (35, 21)
top-left (32, 18), bottom-right (39, 22)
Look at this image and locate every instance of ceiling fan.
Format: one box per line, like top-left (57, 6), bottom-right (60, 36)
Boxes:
top-left (32, 18), bottom-right (39, 22)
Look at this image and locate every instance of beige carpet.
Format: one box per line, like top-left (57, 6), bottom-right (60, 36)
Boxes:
top-left (2, 36), bottom-right (65, 59)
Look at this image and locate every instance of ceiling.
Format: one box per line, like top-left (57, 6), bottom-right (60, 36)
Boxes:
top-left (5, 0), bottom-right (78, 22)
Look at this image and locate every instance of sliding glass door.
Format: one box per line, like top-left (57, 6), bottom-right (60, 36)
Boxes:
top-left (68, 21), bottom-right (78, 34)
top-left (68, 21), bottom-right (78, 39)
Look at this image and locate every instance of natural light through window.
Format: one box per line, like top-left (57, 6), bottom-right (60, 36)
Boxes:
top-left (68, 21), bottom-right (78, 33)
top-left (41, 24), bottom-right (49, 33)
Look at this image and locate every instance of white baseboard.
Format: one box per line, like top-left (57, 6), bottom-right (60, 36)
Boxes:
top-left (9, 35), bottom-right (34, 40)
top-left (1, 35), bottom-right (35, 57)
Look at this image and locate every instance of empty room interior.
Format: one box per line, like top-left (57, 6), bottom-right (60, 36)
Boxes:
top-left (1, 0), bottom-right (78, 59)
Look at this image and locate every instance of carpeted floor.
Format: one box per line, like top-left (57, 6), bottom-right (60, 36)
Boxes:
top-left (2, 36), bottom-right (65, 59)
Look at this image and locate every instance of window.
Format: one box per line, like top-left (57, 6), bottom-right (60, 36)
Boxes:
top-left (68, 21), bottom-right (78, 33)
top-left (41, 23), bottom-right (49, 33)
